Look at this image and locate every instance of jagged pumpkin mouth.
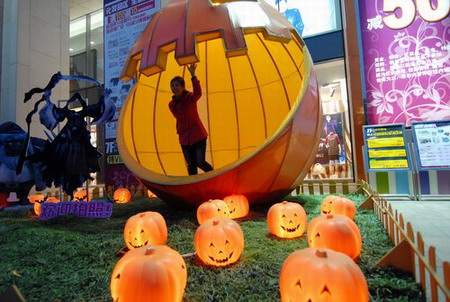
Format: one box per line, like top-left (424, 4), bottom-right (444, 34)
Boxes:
top-left (281, 224), bottom-right (300, 233)
top-left (322, 209), bottom-right (331, 214)
top-left (129, 240), bottom-right (149, 248)
top-left (209, 251), bottom-right (234, 264)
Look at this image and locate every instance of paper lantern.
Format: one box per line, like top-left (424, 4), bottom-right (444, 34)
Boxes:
top-left (194, 217), bottom-right (244, 267)
top-left (124, 212), bottom-right (168, 249)
top-left (116, 0), bottom-right (321, 207)
top-left (111, 245), bottom-right (187, 302)
top-left (34, 197), bottom-right (59, 216)
top-left (279, 248), bottom-right (369, 302)
top-left (73, 189), bottom-right (91, 202)
top-left (267, 201), bottom-right (307, 239)
top-left (307, 214), bottom-right (362, 260)
top-left (114, 188), bottom-right (132, 204)
top-left (223, 194), bottom-right (249, 219)
top-left (28, 194), bottom-right (45, 203)
top-left (197, 199), bottom-right (229, 224)
top-left (321, 195), bottom-right (356, 220)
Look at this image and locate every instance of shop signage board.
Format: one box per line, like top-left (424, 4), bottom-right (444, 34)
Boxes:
top-left (358, 0), bottom-right (450, 126)
top-left (411, 119), bottom-right (450, 170)
top-left (103, 0), bottom-right (160, 187)
top-left (363, 124), bottom-right (412, 171)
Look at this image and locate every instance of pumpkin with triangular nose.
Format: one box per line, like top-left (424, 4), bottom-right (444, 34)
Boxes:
top-left (118, 0), bottom-right (321, 207)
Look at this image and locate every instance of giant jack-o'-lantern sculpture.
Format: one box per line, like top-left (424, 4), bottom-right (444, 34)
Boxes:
top-left (118, 0), bottom-right (321, 207)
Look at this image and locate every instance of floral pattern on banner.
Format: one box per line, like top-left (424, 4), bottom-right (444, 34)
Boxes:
top-left (359, 0), bottom-right (450, 126)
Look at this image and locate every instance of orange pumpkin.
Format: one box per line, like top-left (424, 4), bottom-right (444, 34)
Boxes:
top-left (111, 245), bottom-right (187, 302)
top-left (197, 199), bottom-right (229, 224)
top-left (124, 211), bottom-right (167, 249)
top-left (307, 214), bottom-right (362, 260)
top-left (34, 197), bottom-right (60, 216)
top-left (194, 217), bottom-right (244, 267)
top-left (267, 201), bottom-right (307, 239)
top-left (73, 189), bottom-right (91, 202)
top-left (223, 195), bottom-right (249, 219)
top-left (321, 195), bottom-right (356, 220)
top-left (114, 188), bottom-right (132, 204)
top-left (28, 194), bottom-right (45, 203)
top-left (280, 248), bottom-right (369, 301)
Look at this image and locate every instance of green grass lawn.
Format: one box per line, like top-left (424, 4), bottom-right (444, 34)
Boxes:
top-left (0, 194), bottom-right (424, 301)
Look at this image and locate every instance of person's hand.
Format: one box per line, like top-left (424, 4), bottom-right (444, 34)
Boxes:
top-left (187, 63), bottom-right (197, 77)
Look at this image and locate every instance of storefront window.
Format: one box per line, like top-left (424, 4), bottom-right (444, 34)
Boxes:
top-left (305, 59), bottom-right (353, 180)
top-left (266, 0), bottom-right (342, 38)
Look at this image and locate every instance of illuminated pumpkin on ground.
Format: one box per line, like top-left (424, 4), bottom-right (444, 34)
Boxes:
top-left (267, 201), bottom-right (307, 239)
top-left (223, 194), bottom-right (249, 219)
top-left (34, 197), bottom-right (59, 216)
top-left (124, 212), bottom-right (168, 249)
top-left (114, 188), bottom-right (132, 204)
top-left (28, 194), bottom-right (45, 203)
top-left (197, 199), bottom-right (229, 224)
top-left (307, 214), bottom-right (362, 260)
top-left (111, 245), bottom-right (187, 302)
top-left (321, 195), bottom-right (356, 220)
top-left (117, 0), bottom-right (321, 207)
top-left (194, 217), bottom-right (244, 267)
top-left (73, 189), bottom-right (91, 202)
top-left (279, 248), bottom-right (369, 302)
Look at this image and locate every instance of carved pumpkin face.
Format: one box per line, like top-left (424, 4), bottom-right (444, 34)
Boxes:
top-left (28, 194), bottom-right (45, 203)
top-left (34, 197), bottom-right (60, 216)
top-left (194, 217), bottom-right (244, 267)
top-left (307, 214), bottom-right (362, 260)
top-left (267, 201), bottom-right (307, 239)
top-left (223, 195), bottom-right (249, 219)
top-left (280, 248), bottom-right (369, 302)
top-left (197, 199), bottom-right (229, 224)
top-left (73, 189), bottom-right (91, 202)
top-left (114, 188), bottom-right (132, 204)
top-left (321, 195), bottom-right (356, 220)
top-left (111, 245), bottom-right (187, 302)
top-left (124, 211), bottom-right (168, 249)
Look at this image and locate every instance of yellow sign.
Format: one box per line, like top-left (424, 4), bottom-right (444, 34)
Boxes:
top-left (368, 149), bottom-right (406, 158)
top-left (367, 137), bottom-right (405, 148)
top-left (369, 159), bottom-right (409, 169)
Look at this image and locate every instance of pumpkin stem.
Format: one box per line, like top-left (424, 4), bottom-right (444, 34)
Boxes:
top-left (140, 213), bottom-right (146, 217)
top-left (145, 247), bottom-right (156, 255)
top-left (315, 250), bottom-right (328, 258)
top-left (213, 220), bottom-right (220, 226)
top-left (282, 201), bottom-right (288, 204)
top-left (326, 215), bottom-right (334, 219)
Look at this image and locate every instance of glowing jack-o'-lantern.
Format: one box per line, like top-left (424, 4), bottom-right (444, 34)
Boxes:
top-left (28, 194), bottom-right (45, 203)
top-left (267, 201), bottom-right (307, 239)
top-left (321, 195), bottom-right (356, 220)
top-left (223, 195), bottom-right (249, 219)
top-left (280, 248), bottom-right (369, 302)
top-left (194, 217), bottom-right (244, 267)
top-left (124, 212), bottom-right (168, 249)
top-left (73, 189), bottom-right (91, 202)
top-left (111, 245), bottom-right (187, 302)
top-left (34, 196), bottom-right (60, 216)
top-left (307, 214), bottom-right (362, 260)
top-left (114, 188), bottom-right (132, 204)
top-left (117, 0), bottom-right (322, 208)
top-left (197, 199), bottom-right (229, 224)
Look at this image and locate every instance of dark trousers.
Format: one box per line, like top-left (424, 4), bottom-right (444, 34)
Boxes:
top-left (181, 139), bottom-right (213, 175)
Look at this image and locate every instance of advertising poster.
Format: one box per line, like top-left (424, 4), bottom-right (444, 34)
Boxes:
top-left (363, 124), bottom-right (411, 171)
top-left (412, 119), bottom-right (450, 170)
top-left (104, 0), bottom-right (160, 187)
top-left (266, 0), bottom-right (339, 37)
top-left (358, 0), bottom-right (450, 125)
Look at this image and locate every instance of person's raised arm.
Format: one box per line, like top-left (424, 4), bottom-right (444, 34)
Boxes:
top-left (188, 63), bottom-right (202, 101)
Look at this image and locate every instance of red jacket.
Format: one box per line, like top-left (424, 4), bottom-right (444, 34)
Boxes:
top-left (169, 77), bottom-right (208, 146)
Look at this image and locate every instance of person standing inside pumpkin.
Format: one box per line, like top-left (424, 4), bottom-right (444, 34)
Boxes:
top-left (169, 63), bottom-right (213, 175)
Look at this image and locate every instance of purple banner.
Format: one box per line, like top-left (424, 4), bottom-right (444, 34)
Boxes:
top-left (359, 0), bottom-right (450, 125)
top-left (39, 201), bottom-right (113, 220)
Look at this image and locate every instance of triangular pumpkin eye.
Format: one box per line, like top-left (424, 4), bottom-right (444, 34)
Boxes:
top-left (217, 208), bottom-right (221, 212)
top-left (282, 214), bottom-right (286, 218)
top-left (294, 213), bottom-right (297, 217)
top-left (210, 242), bottom-right (214, 247)
top-left (315, 233), bottom-right (321, 238)
top-left (140, 229), bottom-right (145, 233)
top-left (295, 279), bottom-right (302, 289)
top-left (321, 285), bottom-right (331, 294)
top-left (115, 273), bottom-right (121, 279)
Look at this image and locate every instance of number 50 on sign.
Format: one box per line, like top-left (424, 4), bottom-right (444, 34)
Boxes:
top-left (383, 0), bottom-right (450, 29)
